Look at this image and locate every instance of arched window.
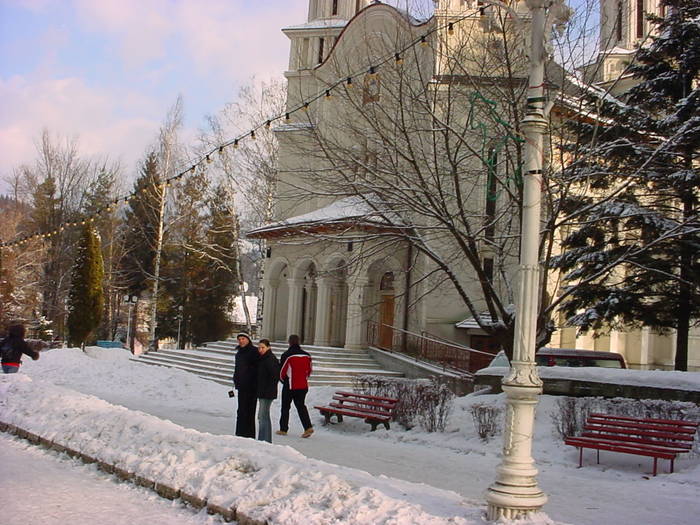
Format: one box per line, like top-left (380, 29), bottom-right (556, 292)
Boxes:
top-left (380, 272), bottom-right (395, 291)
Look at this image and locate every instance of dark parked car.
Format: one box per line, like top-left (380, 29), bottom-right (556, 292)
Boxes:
top-left (535, 348), bottom-right (627, 369)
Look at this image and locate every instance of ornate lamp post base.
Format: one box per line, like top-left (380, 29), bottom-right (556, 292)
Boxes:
top-left (485, 380), bottom-right (547, 520)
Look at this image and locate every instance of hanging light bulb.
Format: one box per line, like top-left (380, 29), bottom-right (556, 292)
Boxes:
top-left (325, 89), bottom-right (332, 99)
top-left (206, 154), bottom-right (212, 164)
top-left (285, 112), bottom-right (291, 121)
top-left (448, 22), bottom-right (454, 35)
top-left (234, 139), bottom-right (239, 148)
top-left (346, 76), bottom-right (353, 88)
top-left (265, 120), bottom-right (271, 129)
top-left (420, 35), bottom-right (428, 46)
top-left (368, 65), bottom-right (377, 77)
top-left (218, 145), bottom-right (224, 154)
top-left (250, 130), bottom-right (256, 140)
top-left (395, 53), bottom-right (403, 65)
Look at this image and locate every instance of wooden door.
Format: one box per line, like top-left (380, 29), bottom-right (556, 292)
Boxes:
top-left (378, 295), bottom-right (394, 349)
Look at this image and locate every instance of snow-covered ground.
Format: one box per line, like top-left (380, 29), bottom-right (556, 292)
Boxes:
top-left (0, 434), bottom-right (224, 525)
top-left (2, 346), bottom-right (700, 524)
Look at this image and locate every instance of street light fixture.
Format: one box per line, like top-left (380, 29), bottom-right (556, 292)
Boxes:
top-left (176, 305), bottom-right (184, 350)
top-left (123, 295), bottom-right (138, 352)
top-left (482, 0), bottom-right (571, 520)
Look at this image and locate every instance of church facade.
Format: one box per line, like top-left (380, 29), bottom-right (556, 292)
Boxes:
top-left (249, 0), bottom-right (699, 371)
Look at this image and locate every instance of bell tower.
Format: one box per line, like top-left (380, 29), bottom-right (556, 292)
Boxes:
top-left (586, 0), bottom-right (662, 89)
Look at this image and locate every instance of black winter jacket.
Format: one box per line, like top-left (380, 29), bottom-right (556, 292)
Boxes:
top-left (233, 342), bottom-right (258, 392)
top-left (0, 335), bottom-right (39, 365)
top-left (256, 350), bottom-right (280, 400)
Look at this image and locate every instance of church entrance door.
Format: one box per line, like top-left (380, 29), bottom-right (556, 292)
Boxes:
top-left (378, 295), bottom-right (394, 349)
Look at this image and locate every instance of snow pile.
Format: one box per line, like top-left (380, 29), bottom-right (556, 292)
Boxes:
top-left (477, 365), bottom-right (700, 391)
top-left (1, 372), bottom-right (487, 525)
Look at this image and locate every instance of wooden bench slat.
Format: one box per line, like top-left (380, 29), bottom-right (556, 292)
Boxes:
top-left (331, 395), bottom-right (396, 410)
top-left (584, 423), bottom-right (696, 442)
top-left (334, 391), bottom-right (399, 403)
top-left (589, 413), bottom-right (700, 429)
top-left (328, 402), bottom-right (393, 417)
top-left (575, 435), bottom-right (690, 454)
top-left (314, 405), bottom-right (391, 422)
top-left (587, 418), bottom-right (698, 435)
top-left (580, 431), bottom-right (692, 452)
top-left (565, 437), bottom-right (677, 460)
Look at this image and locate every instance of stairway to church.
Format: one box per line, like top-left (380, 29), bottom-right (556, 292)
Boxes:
top-left (130, 339), bottom-right (403, 388)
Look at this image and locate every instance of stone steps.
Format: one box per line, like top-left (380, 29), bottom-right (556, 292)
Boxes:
top-left (130, 340), bottom-right (402, 387)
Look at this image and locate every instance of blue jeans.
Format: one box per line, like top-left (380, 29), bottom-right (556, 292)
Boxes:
top-left (257, 398), bottom-right (273, 443)
top-left (2, 364), bottom-right (19, 374)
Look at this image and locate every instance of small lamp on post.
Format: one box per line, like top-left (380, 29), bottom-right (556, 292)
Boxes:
top-left (123, 295), bottom-right (138, 352)
top-left (176, 305), bottom-right (184, 350)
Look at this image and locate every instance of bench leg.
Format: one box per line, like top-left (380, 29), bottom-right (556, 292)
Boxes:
top-left (383, 421), bottom-right (390, 431)
top-left (596, 449), bottom-right (600, 465)
top-left (578, 447), bottom-right (583, 468)
top-left (670, 458), bottom-right (675, 474)
top-left (322, 412), bottom-right (332, 426)
top-left (653, 457), bottom-right (658, 477)
top-left (369, 421), bottom-right (378, 431)
top-left (337, 414), bottom-right (343, 423)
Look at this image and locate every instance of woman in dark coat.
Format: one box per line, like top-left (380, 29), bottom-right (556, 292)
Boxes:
top-left (256, 339), bottom-right (280, 443)
top-left (1, 323), bottom-right (40, 374)
top-left (233, 332), bottom-right (258, 438)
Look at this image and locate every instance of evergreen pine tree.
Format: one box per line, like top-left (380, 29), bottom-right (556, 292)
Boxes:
top-left (189, 184), bottom-right (239, 345)
top-left (121, 153), bottom-right (161, 296)
top-left (66, 224), bottom-right (105, 347)
top-left (554, 0), bottom-right (700, 370)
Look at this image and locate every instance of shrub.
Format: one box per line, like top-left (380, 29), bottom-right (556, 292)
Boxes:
top-left (470, 403), bottom-right (503, 442)
top-left (352, 376), bottom-right (455, 432)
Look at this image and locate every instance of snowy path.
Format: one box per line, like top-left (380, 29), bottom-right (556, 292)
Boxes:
top-left (10, 348), bottom-right (700, 525)
top-left (0, 434), bottom-right (225, 525)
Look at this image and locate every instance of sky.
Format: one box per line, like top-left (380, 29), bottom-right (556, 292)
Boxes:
top-left (0, 0), bottom-right (434, 194)
top-left (0, 0), bottom-right (310, 190)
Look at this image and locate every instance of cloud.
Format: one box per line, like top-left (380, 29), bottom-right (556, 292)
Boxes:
top-left (0, 74), bottom-right (160, 179)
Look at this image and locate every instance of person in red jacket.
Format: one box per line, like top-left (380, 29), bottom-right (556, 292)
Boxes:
top-left (1, 323), bottom-right (40, 374)
top-left (276, 334), bottom-right (314, 438)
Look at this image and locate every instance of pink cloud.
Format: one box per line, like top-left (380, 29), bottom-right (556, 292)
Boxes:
top-left (0, 75), bottom-right (160, 179)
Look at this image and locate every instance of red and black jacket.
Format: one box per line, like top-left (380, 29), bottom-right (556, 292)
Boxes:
top-left (1, 336), bottom-right (39, 367)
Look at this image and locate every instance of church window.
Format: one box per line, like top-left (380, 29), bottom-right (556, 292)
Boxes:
top-left (332, 0), bottom-right (339, 15)
top-left (616, 2), bottom-right (623, 42)
top-left (318, 37), bottom-right (325, 64)
top-left (636, 0), bottom-right (644, 38)
top-left (380, 272), bottom-right (395, 291)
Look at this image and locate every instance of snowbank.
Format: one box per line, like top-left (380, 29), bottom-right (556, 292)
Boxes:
top-left (0, 372), bottom-right (488, 525)
top-left (477, 365), bottom-right (700, 392)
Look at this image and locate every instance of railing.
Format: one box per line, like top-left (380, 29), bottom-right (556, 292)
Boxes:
top-left (366, 321), bottom-right (498, 375)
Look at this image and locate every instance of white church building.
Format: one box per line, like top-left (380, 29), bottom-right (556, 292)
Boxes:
top-left (248, 0), bottom-right (699, 371)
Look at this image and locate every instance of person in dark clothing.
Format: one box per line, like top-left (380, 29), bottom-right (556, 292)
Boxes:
top-left (277, 334), bottom-right (314, 438)
top-left (1, 323), bottom-right (40, 374)
top-left (256, 339), bottom-right (280, 443)
top-left (232, 332), bottom-right (258, 438)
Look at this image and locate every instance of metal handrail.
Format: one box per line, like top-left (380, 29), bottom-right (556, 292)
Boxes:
top-left (367, 321), bottom-right (498, 375)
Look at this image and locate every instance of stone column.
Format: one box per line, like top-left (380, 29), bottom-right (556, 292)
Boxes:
top-left (286, 278), bottom-right (305, 338)
top-left (344, 277), bottom-right (369, 350)
top-left (260, 279), bottom-right (278, 339)
top-left (304, 280), bottom-right (317, 344)
top-left (313, 278), bottom-right (333, 346)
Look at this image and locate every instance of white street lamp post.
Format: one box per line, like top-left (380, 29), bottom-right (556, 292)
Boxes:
top-left (176, 305), bottom-right (184, 350)
top-left (123, 295), bottom-right (138, 352)
top-left (485, 0), bottom-right (569, 520)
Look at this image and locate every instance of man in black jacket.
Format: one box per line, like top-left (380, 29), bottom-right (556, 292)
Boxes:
top-left (1, 323), bottom-right (40, 374)
top-left (232, 332), bottom-right (258, 438)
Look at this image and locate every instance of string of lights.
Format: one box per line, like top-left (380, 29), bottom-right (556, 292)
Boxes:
top-left (0, 7), bottom-right (489, 250)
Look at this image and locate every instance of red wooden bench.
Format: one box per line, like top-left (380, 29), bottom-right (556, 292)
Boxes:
top-left (314, 391), bottom-right (399, 431)
top-left (565, 413), bottom-right (699, 476)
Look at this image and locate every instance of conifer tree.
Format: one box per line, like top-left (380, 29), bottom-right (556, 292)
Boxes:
top-left (66, 224), bottom-right (105, 347)
top-left (554, 0), bottom-right (700, 370)
top-left (121, 153), bottom-right (161, 296)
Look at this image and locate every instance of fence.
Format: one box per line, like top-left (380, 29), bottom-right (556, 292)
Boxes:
top-left (366, 321), bottom-right (498, 375)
